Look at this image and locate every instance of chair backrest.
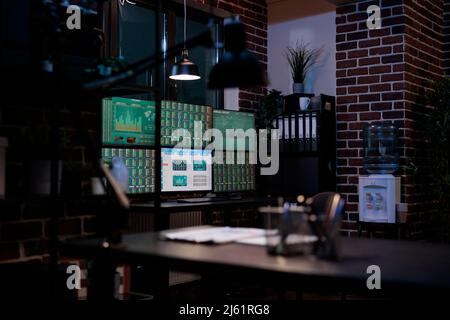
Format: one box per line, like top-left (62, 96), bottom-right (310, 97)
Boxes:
top-left (304, 192), bottom-right (345, 260)
top-left (307, 192), bottom-right (345, 232)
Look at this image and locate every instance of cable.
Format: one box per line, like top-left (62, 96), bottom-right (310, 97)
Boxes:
top-left (184, 0), bottom-right (186, 42)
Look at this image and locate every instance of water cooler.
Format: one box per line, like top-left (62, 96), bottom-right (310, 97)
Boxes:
top-left (358, 123), bottom-right (400, 224)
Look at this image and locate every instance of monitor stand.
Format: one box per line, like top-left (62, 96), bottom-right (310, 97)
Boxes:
top-left (227, 192), bottom-right (242, 200)
top-left (177, 193), bottom-right (225, 203)
top-left (176, 192), bottom-right (243, 203)
top-left (208, 192), bottom-right (242, 200)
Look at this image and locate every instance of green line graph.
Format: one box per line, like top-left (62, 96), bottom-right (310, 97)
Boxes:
top-left (114, 108), bottom-right (143, 132)
top-left (102, 97), bottom-right (156, 146)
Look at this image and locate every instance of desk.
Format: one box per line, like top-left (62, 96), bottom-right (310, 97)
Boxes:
top-left (131, 197), bottom-right (277, 228)
top-left (60, 227), bottom-right (450, 299)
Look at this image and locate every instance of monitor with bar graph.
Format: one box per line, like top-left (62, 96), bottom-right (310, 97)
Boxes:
top-left (161, 148), bottom-right (212, 192)
top-left (102, 97), bottom-right (156, 146)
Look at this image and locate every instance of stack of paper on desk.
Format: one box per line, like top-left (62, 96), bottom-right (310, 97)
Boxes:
top-left (162, 227), bottom-right (266, 244)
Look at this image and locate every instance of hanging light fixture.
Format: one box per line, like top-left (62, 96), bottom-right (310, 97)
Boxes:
top-left (170, 0), bottom-right (201, 81)
top-left (208, 16), bottom-right (267, 88)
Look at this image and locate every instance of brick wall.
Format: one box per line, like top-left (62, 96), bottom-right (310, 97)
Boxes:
top-left (0, 0), bottom-right (268, 263)
top-left (336, 0), bottom-right (446, 237)
top-left (445, 0), bottom-right (450, 75)
top-left (196, 0), bottom-right (268, 111)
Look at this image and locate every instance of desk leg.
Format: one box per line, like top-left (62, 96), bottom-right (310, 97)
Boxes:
top-left (153, 262), bottom-right (170, 301)
top-left (87, 257), bottom-right (117, 300)
top-left (358, 222), bottom-right (363, 237)
top-left (224, 208), bottom-right (232, 226)
top-left (200, 274), bottom-right (227, 301)
top-left (202, 209), bottom-right (213, 225)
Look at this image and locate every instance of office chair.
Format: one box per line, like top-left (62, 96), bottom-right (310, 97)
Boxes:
top-left (306, 192), bottom-right (345, 260)
top-left (303, 192), bottom-right (347, 300)
top-left (271, 193), bottom-right (346, 301)
top-left (307, 192), bottom-right (344, 222)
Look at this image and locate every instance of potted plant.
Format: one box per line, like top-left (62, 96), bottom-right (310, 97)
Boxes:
top-left (259, 90), bottom-right (284, 157)
top-left (285, 41), bottom-right (322, 94)
top-left (85, 56), bottom-right (129, 79)
top-left (260, 89), bottom-right (284, 130)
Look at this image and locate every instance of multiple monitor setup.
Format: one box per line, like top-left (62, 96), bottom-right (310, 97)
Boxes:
top-left (101, 97), bottom-right (256, 199)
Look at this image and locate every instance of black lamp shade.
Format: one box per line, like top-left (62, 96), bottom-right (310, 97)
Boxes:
top-left (208, 51), bottom-right (267, 89)
top-left (170, 53), bottom-right (201, 81)
top-left (208, 17), bottom-right (267, 89)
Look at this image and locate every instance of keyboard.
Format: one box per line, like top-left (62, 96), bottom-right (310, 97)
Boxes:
top-left (177, 197), bottom-right (225, 203)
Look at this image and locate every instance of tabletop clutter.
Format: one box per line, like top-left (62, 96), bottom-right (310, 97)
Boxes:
top-left (258, 194), bottom-right (344, 260)
top-left (162, 193), bottom-right (344, 261)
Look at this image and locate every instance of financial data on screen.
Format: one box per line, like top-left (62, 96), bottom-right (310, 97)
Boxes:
top-left (161, 148), bottom-right (212, 192)
top-left (213, 110), bottom-right (256, 151)
top-left (102, 97), bottom-right (156, 146)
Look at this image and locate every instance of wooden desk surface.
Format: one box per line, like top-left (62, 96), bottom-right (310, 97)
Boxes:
top-left (61, 229), bottom-right (450, 291)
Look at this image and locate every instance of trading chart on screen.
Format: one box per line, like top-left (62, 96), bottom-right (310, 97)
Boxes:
top-left (102, 97), bottom-right (156, 146)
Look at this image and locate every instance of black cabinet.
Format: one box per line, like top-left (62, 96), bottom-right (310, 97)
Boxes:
top-left (259, 94), bottom-right (336, 198)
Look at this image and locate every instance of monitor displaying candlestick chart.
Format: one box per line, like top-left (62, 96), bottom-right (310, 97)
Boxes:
top-left (213, 151), bottom-right (256, 192)
top-left (102, 147), bottom-right (155, 194)
top-left (160, 100), bottom-right (213, 148)
top-left (102, 97), bottom-right (156, 146)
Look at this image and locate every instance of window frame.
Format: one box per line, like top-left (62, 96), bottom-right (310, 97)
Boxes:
top-left (104, 0), bottom-right (225, 109)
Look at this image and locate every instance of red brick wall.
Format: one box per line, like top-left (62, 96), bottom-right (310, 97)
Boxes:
top-left (336, 0), bottom-right (446, 237)
top-left (0, 0), bottom-right (268, 263)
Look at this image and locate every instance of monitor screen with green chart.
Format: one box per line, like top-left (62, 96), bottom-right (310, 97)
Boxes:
top-left (102, 97), bottom-right (156, 146)
top-left (213, 110), bottom-right (256, 151)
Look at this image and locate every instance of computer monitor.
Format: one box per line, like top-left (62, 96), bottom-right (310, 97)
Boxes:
top-left (103, 97), bottom-right (213, 149)
top-left (161, 148), bottom-right (212, 192)
top-left (213, 151), bottom-right (256, 192)
top-left (102, 97), bottom-right (156, 146)
top-left (213, 110), bottom-right (256, 151)
top-left (161, 101), bottom-right (213, 148)
top-left (102, 147), bottom-right (155, 194)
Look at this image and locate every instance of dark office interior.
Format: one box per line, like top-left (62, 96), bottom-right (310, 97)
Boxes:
top-left (0, 0), bottom-right (450, 311)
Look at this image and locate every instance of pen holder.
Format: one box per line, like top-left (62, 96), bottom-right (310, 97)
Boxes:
top-left (261, 205), bottom-right (317, 256)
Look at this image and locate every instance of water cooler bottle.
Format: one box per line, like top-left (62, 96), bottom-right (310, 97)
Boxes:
top-left (358, 123), bottom-right (400, 224)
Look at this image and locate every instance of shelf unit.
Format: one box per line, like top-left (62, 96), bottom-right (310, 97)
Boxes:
top-left (260, 94), bottom-right (337, 198)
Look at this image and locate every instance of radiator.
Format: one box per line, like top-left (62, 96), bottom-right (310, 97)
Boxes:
top-left (169, 211), bottom-right (202, 286)
top-left (128, 211), bottom-right (203, 232)
top-left (170, 211), bottom-right (203, 228)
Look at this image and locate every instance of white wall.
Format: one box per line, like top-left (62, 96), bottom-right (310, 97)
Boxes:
top-left (223, 88), bottom-right (239, 111)
top-left (268, 11), bottom-right (336, 96)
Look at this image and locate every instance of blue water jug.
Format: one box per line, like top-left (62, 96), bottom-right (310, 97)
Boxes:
top-left (363, 122), bottom-right (399, 174)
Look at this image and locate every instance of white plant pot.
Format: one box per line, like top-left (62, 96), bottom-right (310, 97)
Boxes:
top-left (293, 83), bottom-right (305, 94)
